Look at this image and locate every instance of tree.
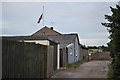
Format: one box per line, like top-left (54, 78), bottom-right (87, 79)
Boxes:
top-left (100, 45), bottom-right (108, 52)
top-left (102, 4), bottom-right (120, 78)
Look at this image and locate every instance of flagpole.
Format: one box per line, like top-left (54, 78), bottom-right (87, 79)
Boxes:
top-left (43, 6), bottom-right (44, 27)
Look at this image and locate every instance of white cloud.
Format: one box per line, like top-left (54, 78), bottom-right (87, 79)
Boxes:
top-left (0, 20), bottom-right (2, 35)
top-left (0, 34), bottom-right (15, 36)
top-left (1, 2), bottom-right (117, 46)
top-left (0, 2), bottom-right (2, 35)
top-left (80, 38), bottom-right (110, 46)
top-left (1, 0), bottom-right (119, 2)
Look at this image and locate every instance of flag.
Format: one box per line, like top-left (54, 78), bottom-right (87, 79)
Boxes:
top-left (37, 13), bottom-right (43, 24)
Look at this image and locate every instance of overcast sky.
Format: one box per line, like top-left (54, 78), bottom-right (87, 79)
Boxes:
top-left (1, 2), bottom-right (119, 46)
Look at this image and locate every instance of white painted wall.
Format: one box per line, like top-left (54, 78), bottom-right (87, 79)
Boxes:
top-left (67, 43), bottom-right (75, 64)
top-left (57, 44), bottom-right (60, 70)
top-left (20, 40), bottom-right (50, 46)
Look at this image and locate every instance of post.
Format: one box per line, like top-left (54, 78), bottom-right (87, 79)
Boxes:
top-left (42, 6), bottom-right (45, 35)
top-left (43, 6), bottom-right (44, 27)
top-left (0, 37), bottom-right (2, 79)
top-left (57, 44), bottom-right (60, 70)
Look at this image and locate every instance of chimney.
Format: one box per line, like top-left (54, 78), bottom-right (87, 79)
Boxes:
top-left (50, 27), bottom-right (53, 30)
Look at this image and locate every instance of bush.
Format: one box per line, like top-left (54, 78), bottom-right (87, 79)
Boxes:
top-left (111, 53), bottom-right (120, 79)
top-left (108, 64), bottom-right (113, 78)
top-left (108, 52), bottom-right (120, 79)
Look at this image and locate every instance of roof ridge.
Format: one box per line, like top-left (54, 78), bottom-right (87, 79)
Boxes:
top-left (62, 33), bottom-right (78, 35)
top-left (32, 26), bottom-right (62, 36)
top-left (47, 26), bottom-right (62, 35)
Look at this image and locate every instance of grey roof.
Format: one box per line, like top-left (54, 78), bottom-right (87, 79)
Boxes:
top-left (2, 36), bottom-right (59, 44)
top-left (47, 34), bottom-right (77, 48)
top-left (2, 33), bottom-right (79, 48)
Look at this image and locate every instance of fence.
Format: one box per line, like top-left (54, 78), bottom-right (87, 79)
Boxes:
top-left (50, 41), bottom-right (57, 71)
top-left (91, 52), bottom-right (111, 60)
top-left (2, 39), bottom-right (48, 78)
top-left (47, 46), bottom-right (54, 78)
top-left (80, 48), bottom-right (89, 61)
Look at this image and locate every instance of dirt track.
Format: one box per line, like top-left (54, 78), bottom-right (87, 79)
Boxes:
top-left (52, 61), bottom-right (111, 78)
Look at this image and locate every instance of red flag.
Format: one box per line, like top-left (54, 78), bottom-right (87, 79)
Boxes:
top-left (37, 13), bottom-right (43, 24)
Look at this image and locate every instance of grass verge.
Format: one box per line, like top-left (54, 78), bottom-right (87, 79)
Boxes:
top-left (66, 60), bottom-right (85, 69)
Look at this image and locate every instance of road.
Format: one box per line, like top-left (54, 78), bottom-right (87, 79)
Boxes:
top-left (52, 61), bottom-right (111, 78)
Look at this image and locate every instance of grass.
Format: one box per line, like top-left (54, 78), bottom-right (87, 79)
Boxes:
top-left (66, 60), bottom-right (85, 69)
top-left (66, 59), bottom-right (111, 70)
top-left (108, 64), bottom-right (113, 78)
